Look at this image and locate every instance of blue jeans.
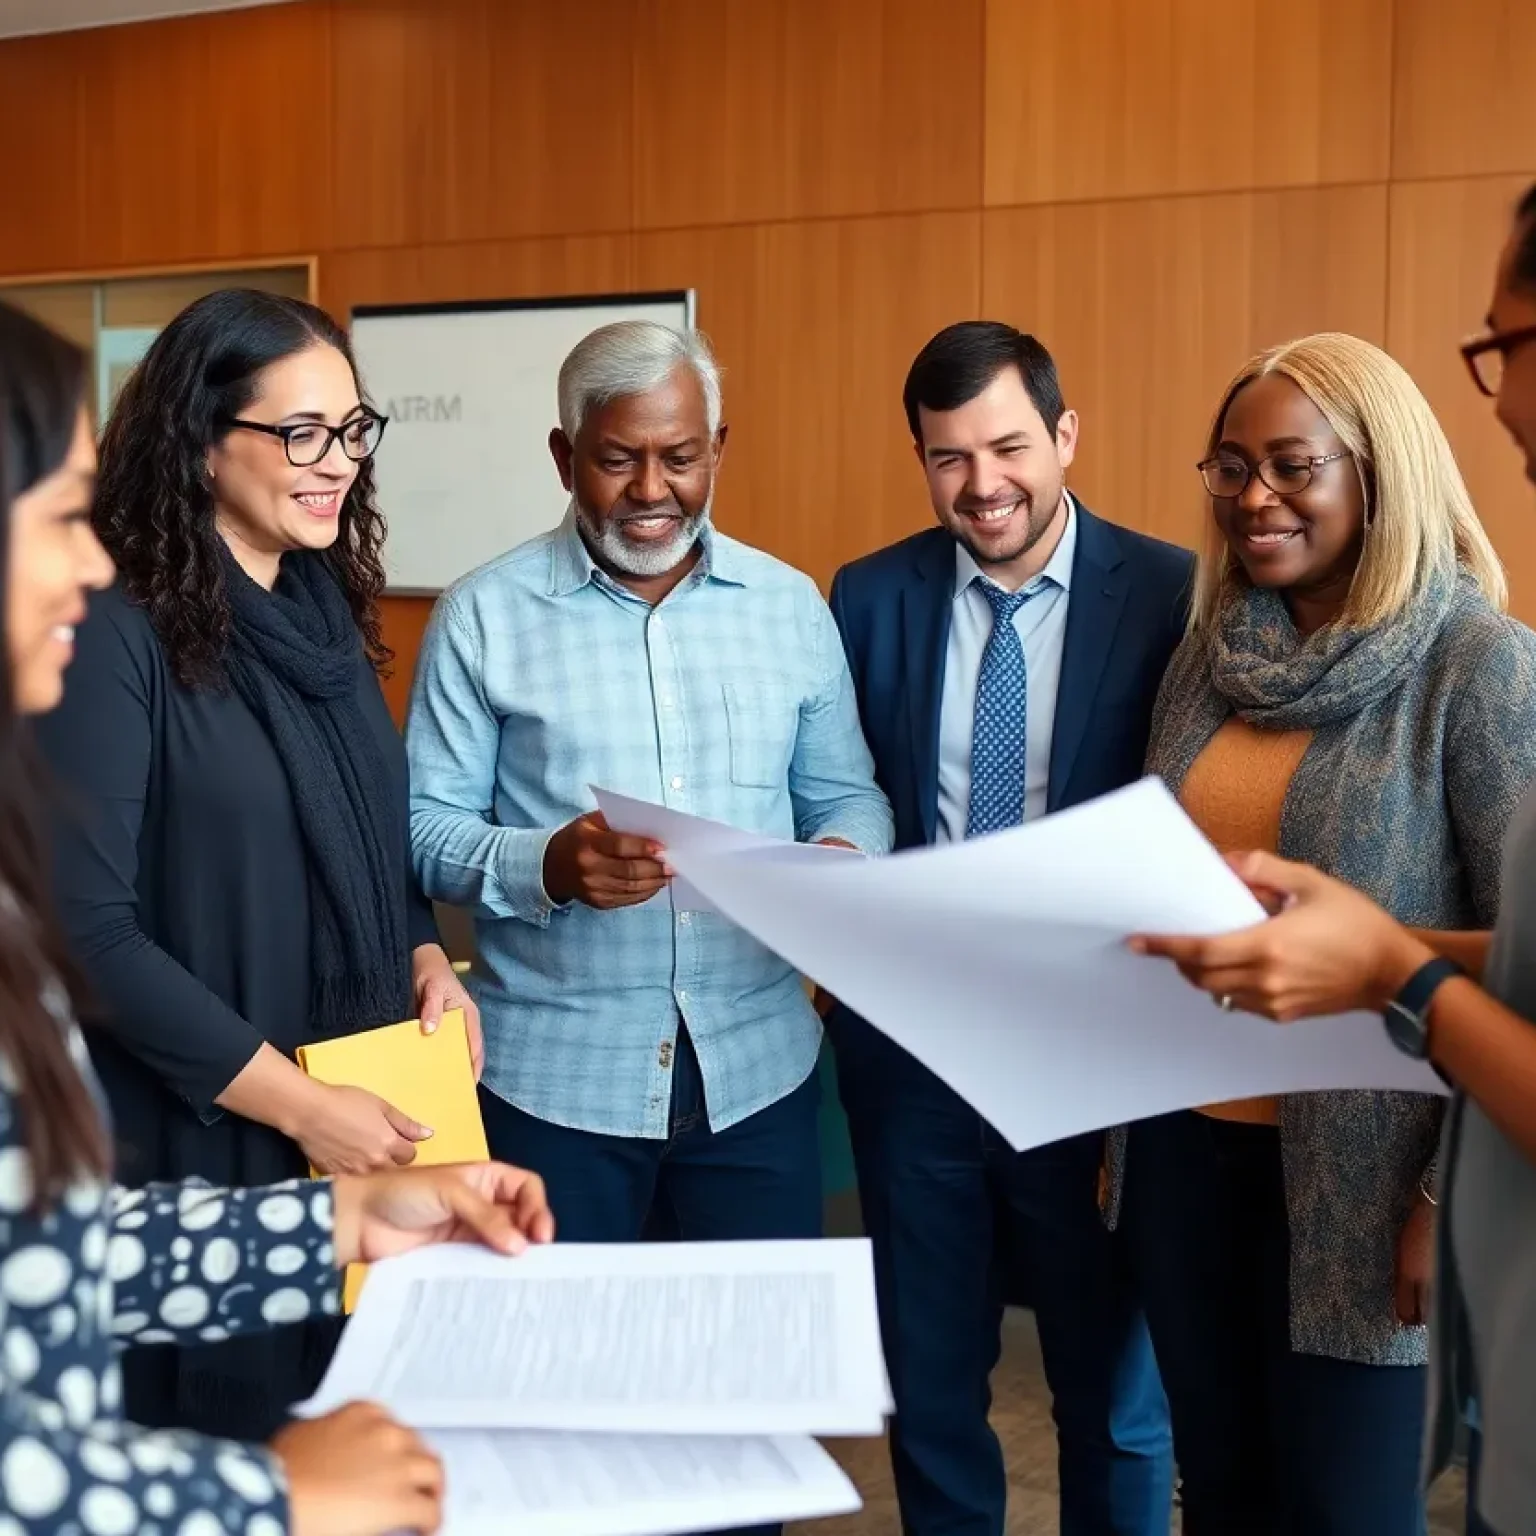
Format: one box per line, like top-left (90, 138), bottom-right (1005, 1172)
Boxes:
top-left (1122, 1111), bottom-right (1427, 1536)
top-left (829, 1006), bottom-right (1173, 1536)
top-left (477, 1027), bottom-right (823, 1243)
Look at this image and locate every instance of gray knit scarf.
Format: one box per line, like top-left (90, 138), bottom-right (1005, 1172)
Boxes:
top-left (1149, 564), bottom-right (1465, 785)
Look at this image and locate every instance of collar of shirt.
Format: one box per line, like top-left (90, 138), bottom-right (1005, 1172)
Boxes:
top-left (548, 509), bottom-right (754, 599)
top-left (952, 492), bottom-right (1078, 603)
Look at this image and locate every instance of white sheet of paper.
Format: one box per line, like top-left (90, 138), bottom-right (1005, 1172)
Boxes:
top-left (663, 777), bottom-right (1445, 1151)
top-left (591, 785), bottom-right (857, 913)
top-left (301, 1239), bottom-right (889, 1436)
top-left (426, 1429), bottom-right (861, 1536)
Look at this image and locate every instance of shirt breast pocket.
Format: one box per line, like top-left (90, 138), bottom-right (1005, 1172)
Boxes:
top-left (722, 680), bottom-right (798, 790)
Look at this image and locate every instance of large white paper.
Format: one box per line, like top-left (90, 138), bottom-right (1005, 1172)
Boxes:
top-left (591, 785), bottom-right (858, 914)
top-left (663, 777), bottom-right (1445, 1151)
top-left (426, 1429), bottom-right (860, 1536)
top-left (302, 1239), bottom-right (889, 1436)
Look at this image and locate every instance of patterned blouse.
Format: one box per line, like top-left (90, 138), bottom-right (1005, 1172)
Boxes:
top-left (0, 1008), bottom-right (341, 1534)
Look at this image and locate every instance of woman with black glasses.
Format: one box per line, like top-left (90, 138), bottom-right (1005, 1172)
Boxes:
top-left (35, 289), bottom-right (482, 1442)
top-left (1135, 185), bottom-right (1536, 1536)
top-left (1111, 331), bottom-right (1536, 1535)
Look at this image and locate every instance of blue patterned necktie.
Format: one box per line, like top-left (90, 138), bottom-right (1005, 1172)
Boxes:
top-left (966, 580), bottom-right (1038, 838)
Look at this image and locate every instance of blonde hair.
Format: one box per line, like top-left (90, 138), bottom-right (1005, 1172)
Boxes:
top-left (1189, 332), bottom-right (1505, 632)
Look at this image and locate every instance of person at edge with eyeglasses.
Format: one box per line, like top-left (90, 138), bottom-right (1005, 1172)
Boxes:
top-left (1108, 327), bottom-right (1536, 1536)
top-left (33, 290), bottom-right (484, 1445)
top-left (1132, 185), bottom-right (1536, 1536)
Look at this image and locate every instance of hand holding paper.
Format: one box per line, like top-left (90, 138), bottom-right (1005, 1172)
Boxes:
top-left (591, 786), bottom-right (858, 913)
top-left (543, 810), bottom-right (672, 910)
top-left (1131, 846), bottom-right (1438, 1021)
top-left (332, 1162), bottom-right (555, 1267)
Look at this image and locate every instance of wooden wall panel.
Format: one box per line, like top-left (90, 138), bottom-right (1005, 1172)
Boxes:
top-left (74, 4), bottom-right (335, 267)
top-left (0, 33), bottom-right (89, 276)
top-left (0, 0), bottom-right (1528, 700)
top-left (379, 597), bottom-right (433, 725)
top-left (1391, 0), bottom-right (1536, 179)
top-left (320, 235), bottom-right (636, 321)
top-left (634, 213), bottom-right (982, 586)
top-left (632, 0), bottom-right (983, 229)
top-left (330, 0), bottom-right (633, 249)
top-left (984, 0), bottom-right (1393, 206)
top-left (1387, 176), bottom-right (1536, 620)
top-left (982, 185), bottom-right (1389, 550)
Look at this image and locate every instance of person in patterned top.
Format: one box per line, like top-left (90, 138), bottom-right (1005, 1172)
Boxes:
top-left (0, 297), bottom-right (555, 1535)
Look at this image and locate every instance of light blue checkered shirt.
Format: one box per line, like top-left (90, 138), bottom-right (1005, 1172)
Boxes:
top-left (406, 515), bottom-right (894, 1139)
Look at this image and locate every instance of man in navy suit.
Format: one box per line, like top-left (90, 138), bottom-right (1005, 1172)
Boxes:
top-left (826, 322), bottom-right (1189, 1536)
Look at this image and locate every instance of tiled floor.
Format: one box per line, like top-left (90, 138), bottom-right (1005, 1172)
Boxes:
top-left (791, 1311), bottom-right (1468, 1536)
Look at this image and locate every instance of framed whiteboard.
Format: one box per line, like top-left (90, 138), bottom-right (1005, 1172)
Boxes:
top-left (351, 290), bottom-right (696, 592)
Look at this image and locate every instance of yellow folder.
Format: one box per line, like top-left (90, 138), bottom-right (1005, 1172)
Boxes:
top-left (296, 1008), bottom-right (487, 1311)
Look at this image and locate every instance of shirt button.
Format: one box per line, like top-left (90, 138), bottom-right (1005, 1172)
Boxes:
top-left (677, 989), bottom-right (689, 1003)
top-left (678, 912), bottom-right (691, 925)
top-left (670, 775), bottom-right (684, 790)
top-left (658, 1040), bottom-right (674, 1069)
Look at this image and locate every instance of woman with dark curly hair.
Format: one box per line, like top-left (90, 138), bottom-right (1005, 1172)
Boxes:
top-left (33, 289), bottom-right (482, 1442)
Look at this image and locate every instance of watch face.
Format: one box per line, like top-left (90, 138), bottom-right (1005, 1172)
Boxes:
top-left (1384, 1001), bottom-right (1429, 1060)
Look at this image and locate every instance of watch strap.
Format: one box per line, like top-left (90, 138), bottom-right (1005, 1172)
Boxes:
top-left (1384, 957), bottom-right (1464, 1059)
top-left (1392, 957), bottom-right (1465, 1019)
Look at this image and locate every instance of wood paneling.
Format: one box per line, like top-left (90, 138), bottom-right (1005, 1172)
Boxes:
top-left (0, 32), bottom-right (89, 276)
top-left (984, 0), bottom-right (1393, 206)
top-left (320, 235), bottom-right (635, 321)
top-left (0, 0), bottom-right (1530, 679)
top-left (74, 4), bottom-right (335, 267)
top-left (632, 0), bottom-right (983, 229)
top-left (1387, 177), bottom-right (1536, 619)
top-left (379, 596), bottom-right (433, 723)
top-left (330, 0), bottom-right (633, 249)
top-left (983, 186), bottom-right (1389, 549)
top-left (635, 213), bottom-right (982, 587)
top-left (1391, 0), bottom-right (1536, 179)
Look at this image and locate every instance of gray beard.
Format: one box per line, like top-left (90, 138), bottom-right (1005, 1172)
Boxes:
top-left (571, 492), bottom-right (712, 579)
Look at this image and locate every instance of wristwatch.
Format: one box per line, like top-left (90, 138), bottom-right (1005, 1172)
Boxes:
top-left (1383, 957), bottom-right (1464, 1059)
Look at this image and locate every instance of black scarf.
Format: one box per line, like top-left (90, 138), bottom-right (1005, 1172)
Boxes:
top-left (222, 550), bottom-right (412, 1038)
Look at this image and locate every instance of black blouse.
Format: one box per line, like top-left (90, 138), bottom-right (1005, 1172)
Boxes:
top-left (33, 582), bottom-right (436, 1436)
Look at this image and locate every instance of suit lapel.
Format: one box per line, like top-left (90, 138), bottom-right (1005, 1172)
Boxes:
top-left (1048, 507), bottom-right (1129, 812)
top-left (902, 534), bottom-right (954, 845)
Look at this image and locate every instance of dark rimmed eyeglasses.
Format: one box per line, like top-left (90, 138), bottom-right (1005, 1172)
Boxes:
top-left (1460, 325), bottom-right (1536, 398)
top-left (1195, 450), bottom-right (1352, 499)
top-left (218, 410), bottom-right (388, 467)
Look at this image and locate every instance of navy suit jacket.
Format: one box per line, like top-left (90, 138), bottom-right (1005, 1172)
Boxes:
top-left (828, 506), bottom-right (1194, 846)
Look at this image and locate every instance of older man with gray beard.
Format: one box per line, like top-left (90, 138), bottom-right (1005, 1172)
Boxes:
top-left (405, 322), bottom-right (892, 1279)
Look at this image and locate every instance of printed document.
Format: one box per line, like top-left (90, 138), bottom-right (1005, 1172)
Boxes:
top-left (426, 1429), bottom-right (860, 1536)
top-left (302, 1238), bottom-right (889, 1437)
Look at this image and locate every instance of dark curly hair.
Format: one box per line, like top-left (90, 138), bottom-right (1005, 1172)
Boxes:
top-left (94, 289), bottom-right (391, 687)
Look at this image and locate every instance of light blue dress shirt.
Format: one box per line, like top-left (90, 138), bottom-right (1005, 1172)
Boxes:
top-left (405, 515), bottom-right (894, 1140)
top-left (935, 499), bottom-right (1077, 843)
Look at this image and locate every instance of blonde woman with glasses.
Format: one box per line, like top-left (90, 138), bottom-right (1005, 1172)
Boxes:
top-left (1112, 332), bottom-right (1536, 1535)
